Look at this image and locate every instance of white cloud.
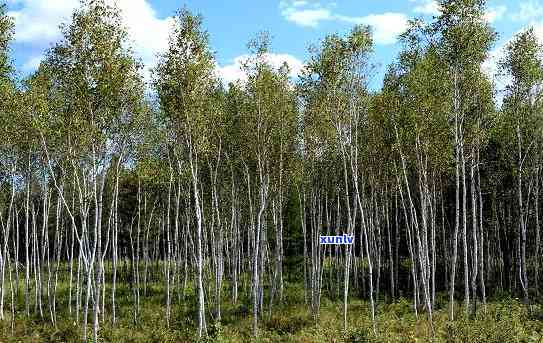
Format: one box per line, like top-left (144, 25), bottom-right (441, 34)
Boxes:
top-left (413, 0), bottom-right (441, 16)
top-left (22, 54), bottom-right (43, 71)
top-left (9, 0), bottom-right (172, 82)
top-left (114, 0), bottom-right (173, 83)
top-left (484, 5), bottom-right (507, 23)
top-left (482, 40), bottom-right (512, 107)
top-left (511, 1), bottom-right (543, 21)
top-left (279, 0), bottom-right (407, 44)
top-left (7, 0), bottom-right (78, 74)
top-left (282, 8), bottom-right (332, 28)
top-left (535, 21), bottom-right (543, 39)
top-left (216, 53), bottom-right (304, 85)
top-left (7, 0), bottom-right (79, 45)
top-left (482, 45), bottom-right (505, 83)
top-left (340, 13), bottom-right (408, 45)
top-left (291, 0), bottom-right (309, 7)
top-left (279, 0), bottom-right (332, 27)
top-left (216, 58), bottom-right (246, 86)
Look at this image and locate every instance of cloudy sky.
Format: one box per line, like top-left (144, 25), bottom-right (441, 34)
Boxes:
top-left (5, 0), bottom-right (543, 88)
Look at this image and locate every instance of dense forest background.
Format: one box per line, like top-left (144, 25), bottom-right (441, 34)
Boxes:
top-left (1, 0), bottom-right (543, 341)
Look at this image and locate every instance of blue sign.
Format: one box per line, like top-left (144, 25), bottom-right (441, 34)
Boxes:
top-left (319, 234), bottom-right (354, 245)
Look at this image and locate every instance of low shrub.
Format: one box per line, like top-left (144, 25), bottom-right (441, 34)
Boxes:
top-left (264, 314), bottom-right (311, 334)
top-left (344, 327), bottom-right (369, 343)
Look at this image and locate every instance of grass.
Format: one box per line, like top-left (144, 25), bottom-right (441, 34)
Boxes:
top-left (0, 274), bottom-right (542, 342)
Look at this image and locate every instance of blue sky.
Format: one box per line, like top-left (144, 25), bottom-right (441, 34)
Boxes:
top-left (5, 0), bottom-right (543, 89)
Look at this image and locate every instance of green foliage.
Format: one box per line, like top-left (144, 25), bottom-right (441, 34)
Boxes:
top-left (434, 0), bottom-right (497, 68)
top-left (438, 301), bottom-right (537, 343)
top-left (153, 7), bottom-right (222, 162)
top-left (0, 3), bottom-right (19, 163)
top-left (497, 28), bottom-right (543, 174)
top-left (28, 0), bottom-right (145, 169)
top-left (299, 25), bottom-right (373, 164)
top-left (0, 3), bottom-right (13, 78)
top-left (238, 32), bottom-right (298, 167)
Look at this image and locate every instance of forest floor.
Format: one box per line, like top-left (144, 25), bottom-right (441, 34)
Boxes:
top-left (0, 280), bottom-right (542, 342)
